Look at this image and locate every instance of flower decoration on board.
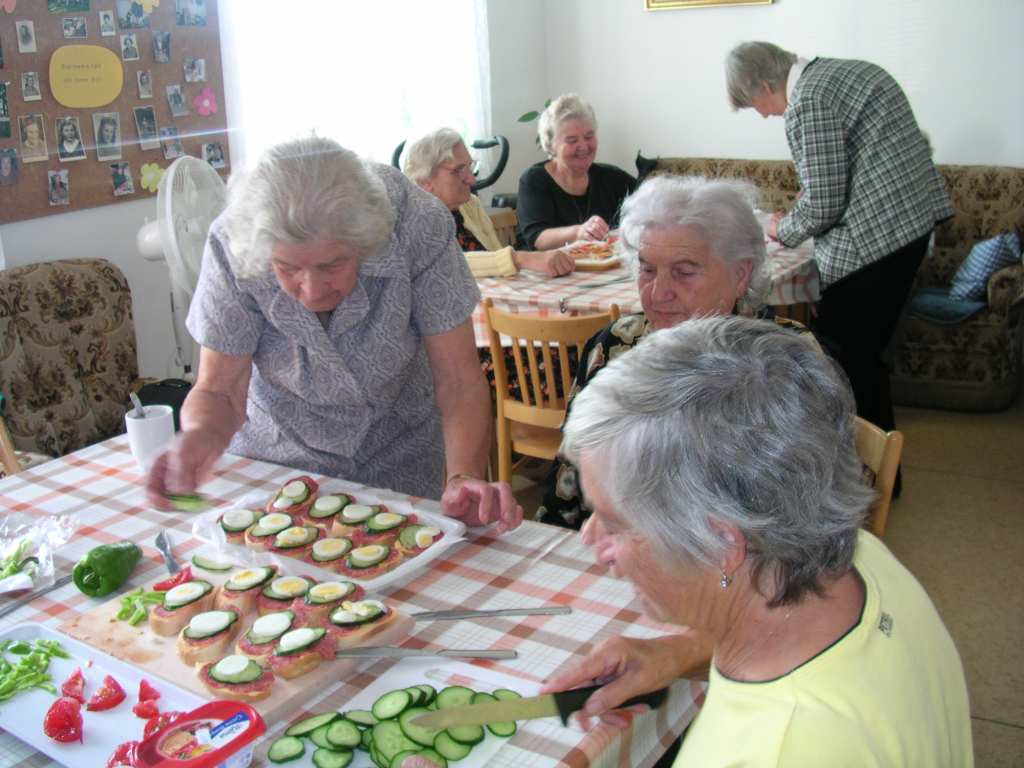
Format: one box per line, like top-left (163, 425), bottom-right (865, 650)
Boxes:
top-left (193, 86), bottom-right (218, 117)
top-left (139, 0), bottom-right (160, 12)
top-left (0, 0), bottom-right (17, 14)
top-left (140, 163), bottom-right (164, 193)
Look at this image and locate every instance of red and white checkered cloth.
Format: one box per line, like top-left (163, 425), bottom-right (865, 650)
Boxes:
top-left (0, 436), bottom-right (703, 768)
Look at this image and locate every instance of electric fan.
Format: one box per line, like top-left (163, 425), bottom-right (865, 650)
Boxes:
top-left (137, 156), bottom-right (227, 378)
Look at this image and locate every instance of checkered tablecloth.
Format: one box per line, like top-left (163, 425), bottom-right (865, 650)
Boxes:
top-left (0, 436), bottom-right (704, 767)
top-left (473, 242), bottom-right (818, 346)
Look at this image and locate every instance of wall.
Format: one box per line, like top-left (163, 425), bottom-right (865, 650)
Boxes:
top-left (491, 0), bottom-right (1024, 191)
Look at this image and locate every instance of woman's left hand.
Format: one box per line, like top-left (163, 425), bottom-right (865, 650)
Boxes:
top-left (767, 211), bottom-right (784, 241)
top-left (441, 476), bottom-right (523, 533)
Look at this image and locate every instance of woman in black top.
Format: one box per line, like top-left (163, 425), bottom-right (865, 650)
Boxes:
top-left (517, 93), bottom-right (636, 250)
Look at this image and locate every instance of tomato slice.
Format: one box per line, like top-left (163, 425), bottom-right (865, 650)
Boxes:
top-left (86, 674), bottom-right (127, 711)
top-left (60, 667), bottom-right (85, 703)
top-left (153, 566), bottom-right (193, 592)
top-left (43, 696), bottom-right (83, 743)
top-left (131, 699), bottom-right (160, 719)
top-left (137, 678), bottom-right (160, 703)
top-left (106, 739), bottom-right (139, 768)
top-left (143, 710), bottom-right (184, 740)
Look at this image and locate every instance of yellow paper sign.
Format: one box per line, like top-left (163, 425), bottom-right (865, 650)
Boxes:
top-left (49, 45), bottom-right (123, 108)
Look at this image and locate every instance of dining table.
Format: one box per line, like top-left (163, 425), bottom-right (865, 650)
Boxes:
top-left (0, 436), bottom-right (705, 767)
top-left (472, 232), bottom-right (819, 347)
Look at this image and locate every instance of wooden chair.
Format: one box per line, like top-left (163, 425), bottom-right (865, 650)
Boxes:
top-left (854, 416), bottom-right (904, 538)
top-left (483, 298), bottom-right (619, 484)
top-left (488, 208), bottom-right (518, 248)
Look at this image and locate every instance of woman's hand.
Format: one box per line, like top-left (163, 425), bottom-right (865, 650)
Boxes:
top-left (539, 632), bottom-right (712, 729)
top-left (514, 249), bottom-right (576, 277)
top-left (440, 475), bottom-right (523, 533)
top-left (145, 429), bottom-right (225, 509)
top-left (577, 215), bottom-right (610, 242)
top-left (767, 211), bottom-right (784, 242)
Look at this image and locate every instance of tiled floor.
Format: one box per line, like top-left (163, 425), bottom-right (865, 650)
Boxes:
top-left (509, 392), bottom-right (1024, 767)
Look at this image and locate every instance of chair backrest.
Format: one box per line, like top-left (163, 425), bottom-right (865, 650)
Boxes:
top-left (0, 258), bottom-right (139, 457)
top-left (0, 415), bottom-right (22, 476)
top-left (854, 416), bottom-right (904, 538)
top-left (483, 298), bottom-right (620, 431)
top-left (488, 209), bottom-right (518, 248)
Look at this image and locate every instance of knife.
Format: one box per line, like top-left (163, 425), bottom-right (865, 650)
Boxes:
top-left (412, 606), bottom-right (572, 622)
top-left (410, 684), bottom-right (668, 728)
top-left (0, 574), bottom-right (75, 621)
top-left (335, 647), bottom-right (517, 660)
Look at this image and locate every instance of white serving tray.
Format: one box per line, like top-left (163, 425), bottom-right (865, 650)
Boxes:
top-left (191, 482), bottom-right (467, 593)
top-left (263, 659), bottom-right (539, 768)
top-left (0, 622), bottom-right (204, 768)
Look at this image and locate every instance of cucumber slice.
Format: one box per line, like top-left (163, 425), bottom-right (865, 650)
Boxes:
top-left (209, 655), bottom-right (264, 684)
top-left (433, 731), bottom-right (471, 761)
top-left (274, 627), bottom-right (326, 656)
top-left (388, 751), bottom-right (418, 768)
top-left (397, 525), bottom-right (425, 550)
top-left (446, 724), bottom-right (484, 746)
top-left (225, 565), bottom-right (276, 592)
top-left (370, 744), bottom-right (387, 768)
top-left (219, 508), bottom-right (257, 533)
top-left (372, 689), bottom-right (411, 721)
top-left (183, 610), bottom-right (237, 640)
top-left (191, 553), bottom-right (235, 572)
top-left (285, 711), bottom-right (339, 738)
top-left (360, 727), bottom-right (373, 751)
top-left (344, 709), bottom-right (378, 728)
top-left (282, 480), bottom-right (309, 501)
top-left (415, 684), bottom-right (436, 706)
top-left (487, 719), bottom-right (517, 737)
top-left (414, 749), bottom-right (448, 768)
top-left (326, 719), bottom-right (362, 749)
top-left (310, 723), bottom-right (333, 749)
top-left (347, 545), bottom-right (389, 570)
top-left (492, 688), bottom-right (523, 702)
top-left (371, 720), bottom-right (419, 763)
top-left (310, 494), bottom-right (349, 519)
top-left (366, 512), bottom-right (406, 533)
top-left (163, 580), bottom-right (213, 610)
top-left (403, 687), bottom-right (424, 707)
top-left (313, 748), bottom-right (353, 768)
top-left (268, 735), bottom-right (305, 763)
top-left (312, 537), bottom-right (353, 562)
top-left (435, 685), bottom-right (475, 710)
top-left (397, 706), bottom-right (440, 747)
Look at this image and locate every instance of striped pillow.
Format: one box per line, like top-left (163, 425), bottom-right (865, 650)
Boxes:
top-left (949, 232), bottom-right (1022, 302)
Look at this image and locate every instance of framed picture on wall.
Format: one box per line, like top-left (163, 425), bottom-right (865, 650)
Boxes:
top-left (93, 112), bottom-right (123, 161)
top-left (645, 0), bottom-right (772, 8)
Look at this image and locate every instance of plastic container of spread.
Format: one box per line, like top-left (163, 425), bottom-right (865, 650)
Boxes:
top-left (136, 700), bottom-right (265, 768)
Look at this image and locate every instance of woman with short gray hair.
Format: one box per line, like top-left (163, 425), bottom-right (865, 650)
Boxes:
top-left (146, 135), bottom-right (522, 532)
top-left (544, 315), bottom-right (972, 767)
top-left (517, 93), bottom-right (635, 250)
top-left (405, 128), bottom-right (575, 278)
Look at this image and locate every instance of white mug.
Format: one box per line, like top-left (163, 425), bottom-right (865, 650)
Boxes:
top-left (125, 404), bottom-right (175, 472)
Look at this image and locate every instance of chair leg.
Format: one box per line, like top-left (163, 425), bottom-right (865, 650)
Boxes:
top-left (496, 418), bottom-right (512, 484)
top-left (0, 418), bottom-right (22, 477)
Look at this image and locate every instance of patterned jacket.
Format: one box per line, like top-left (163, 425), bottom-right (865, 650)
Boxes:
top-left (776, 57), bottom-right (953, 288)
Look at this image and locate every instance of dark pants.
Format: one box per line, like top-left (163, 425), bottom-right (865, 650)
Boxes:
top-left (811, 232), bottom-right (931, 431)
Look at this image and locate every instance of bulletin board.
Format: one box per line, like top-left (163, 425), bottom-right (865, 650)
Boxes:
top-left (0, 0), bottom-right (229, 224)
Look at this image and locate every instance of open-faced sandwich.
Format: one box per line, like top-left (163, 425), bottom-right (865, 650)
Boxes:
top-left (395, 524), bottom-right (444, 556)
top-left (198, 653), bottom-right (274, 702)
top-left (305, 536), bottom-right (353, 569)
top-left (294, 580), bottom-right (363, 625)
top-left (269, 525), bottom-right (321, 559)
top-left (149, 579), bottom-right (216, 637)
top-left (305, 493), bottom-right (353, 529)
top-left (328, 503), bottom-right (381, 539)
top-left (217, 508), bottom-right (261, 545)
top-left (214, 566), bottom-right (278, 615)
top-left (354, 511), bottom-right (414, 547)
top-left (265, 476), bottom-right (319, 523)
top-left (236, 609), bottom-right (296, 665)
top-left (256, 575), bottom-right (313, 616)
top-left (176, 609), bottom-right (241, 666)
top-left (268, 627), bottom-right (335, 680)
top-left (337, 543), bottom-right (405, 580)
top-left (328, 599), bottom-right (398, 649)
top-left (244, 512), bottom-right (293, 550)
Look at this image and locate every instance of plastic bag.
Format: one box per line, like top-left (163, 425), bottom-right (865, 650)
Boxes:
top-left (0, 513), bottom-right (78, 596)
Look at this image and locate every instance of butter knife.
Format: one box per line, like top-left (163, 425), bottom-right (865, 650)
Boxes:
top-left (336, 647), bottom-right (517, 660)
top-left (0, 574), bottom-right (75, 621)
top-left (412, 606), bottom-right (572, 622)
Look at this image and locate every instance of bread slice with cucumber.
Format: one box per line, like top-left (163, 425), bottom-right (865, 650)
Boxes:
top-left (235, 609), bottom-right (296, 665)
top-left (198, 653), bottom-right (275, 702)
top-left (327, 599), bottom-right (399, 649)
top-left (265, 475), bottom-right (319, 523)
top-left (268, 626), bottom-right (335, 679)
top-left (176, 609), bottom-right (241, 666)
top-left (214, 566), bottom-right (278, 616)
top-left (148, 579), bottom-right (216, 636)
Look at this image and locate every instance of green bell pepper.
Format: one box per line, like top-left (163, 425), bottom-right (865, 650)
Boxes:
top-left (72, 541), bottom-right (142, 597)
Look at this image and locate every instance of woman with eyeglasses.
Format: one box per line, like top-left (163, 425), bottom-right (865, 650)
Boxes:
top-left (405, 128), bottom-right (574, 277)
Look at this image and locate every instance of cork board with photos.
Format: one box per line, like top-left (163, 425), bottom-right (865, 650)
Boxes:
top-left (0, 0), bottom-right (229, 224)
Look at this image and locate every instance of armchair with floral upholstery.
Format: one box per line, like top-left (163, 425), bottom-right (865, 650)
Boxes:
top-left (646, 157), bottom-right (1024, 411)
top-left (0, 259), bottom-right (142, 466)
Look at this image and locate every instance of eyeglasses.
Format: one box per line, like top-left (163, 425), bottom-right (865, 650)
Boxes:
top-left (438, 162), bottom-right (476, 179)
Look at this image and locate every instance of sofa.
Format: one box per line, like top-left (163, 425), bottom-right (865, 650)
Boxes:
top-left (0, 258), bottom-right (141, 458)
top-left (648, 157), bottom-right (1024, 411)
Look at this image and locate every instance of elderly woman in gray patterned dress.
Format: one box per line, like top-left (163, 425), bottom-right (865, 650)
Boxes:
top-left (146, 136), bottom-right (522, 530)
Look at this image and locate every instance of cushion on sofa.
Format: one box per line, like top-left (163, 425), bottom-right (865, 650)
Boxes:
top-left (949, 232), bottom-right (1021, 301)
top-left (908, 288), bottom-right (986, 325)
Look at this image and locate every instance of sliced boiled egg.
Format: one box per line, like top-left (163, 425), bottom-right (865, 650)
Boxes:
top-left (188, 610), bottom-right (235, 635)
top-left (212, 655), bottom-right (249, 677)
top-left (340, 504), bottom-right (374, 523)
top-left (164, 582), bottom-right (207, 608)
top-left (221, 508), bottom-right (256, 529)
top-left (415, 526), bottom-right (442, 548)
top-left (308, 581), bottom-right (354, 603)
top-left (276, 526), bottom-right (313, 547)
top-left (227, 567), bottom-right (271, 590)
top-left (281, 480), bottom-right (308, 500)
top-left (272, 496), bottom-right (292, 510)
top-left (278, 627), bottom-right (319, 653)
top-left (372, 512), bottom-right (404, 528)
top-left (354, 599), bottom-right (385, 617)
top-left (312, 538), bottom-right (351, 560)
top-left (269, 576), bottom-right (310, 597)
top-left (349, 545), bottom-right (387, 568)
top-left (251, 611), bottom-right (293, 639)
top-left (313, 495), bottom-right (344, 515)
top-left (260, 513), bottom-right (292, 532)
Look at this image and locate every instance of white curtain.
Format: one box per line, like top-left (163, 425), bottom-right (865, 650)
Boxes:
top-left (219, 0), bottom-right (491, 170)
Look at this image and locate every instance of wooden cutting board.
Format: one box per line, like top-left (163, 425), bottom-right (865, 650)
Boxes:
top-left (58, 572), bottom-right (412, 725)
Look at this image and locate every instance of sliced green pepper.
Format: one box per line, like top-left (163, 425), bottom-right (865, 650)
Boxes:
top-left (72, 541), bottom-right (142, 597)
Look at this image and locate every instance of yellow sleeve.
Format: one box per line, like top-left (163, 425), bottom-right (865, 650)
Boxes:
top-left (464, 246), bottom-right (518, 278)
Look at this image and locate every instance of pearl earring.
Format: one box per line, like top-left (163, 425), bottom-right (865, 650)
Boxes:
top-left (720, 571), bottom-right (732, 590)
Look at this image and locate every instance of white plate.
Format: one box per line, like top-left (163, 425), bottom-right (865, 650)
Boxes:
top-left (573, 256), bottom-right (622, 269)
top-left (0, 622), bottom-right (204, 768)
top-left (265, 659), bottom-right (539, 767)
top-left (191, 484), bottom-right (466, 593)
